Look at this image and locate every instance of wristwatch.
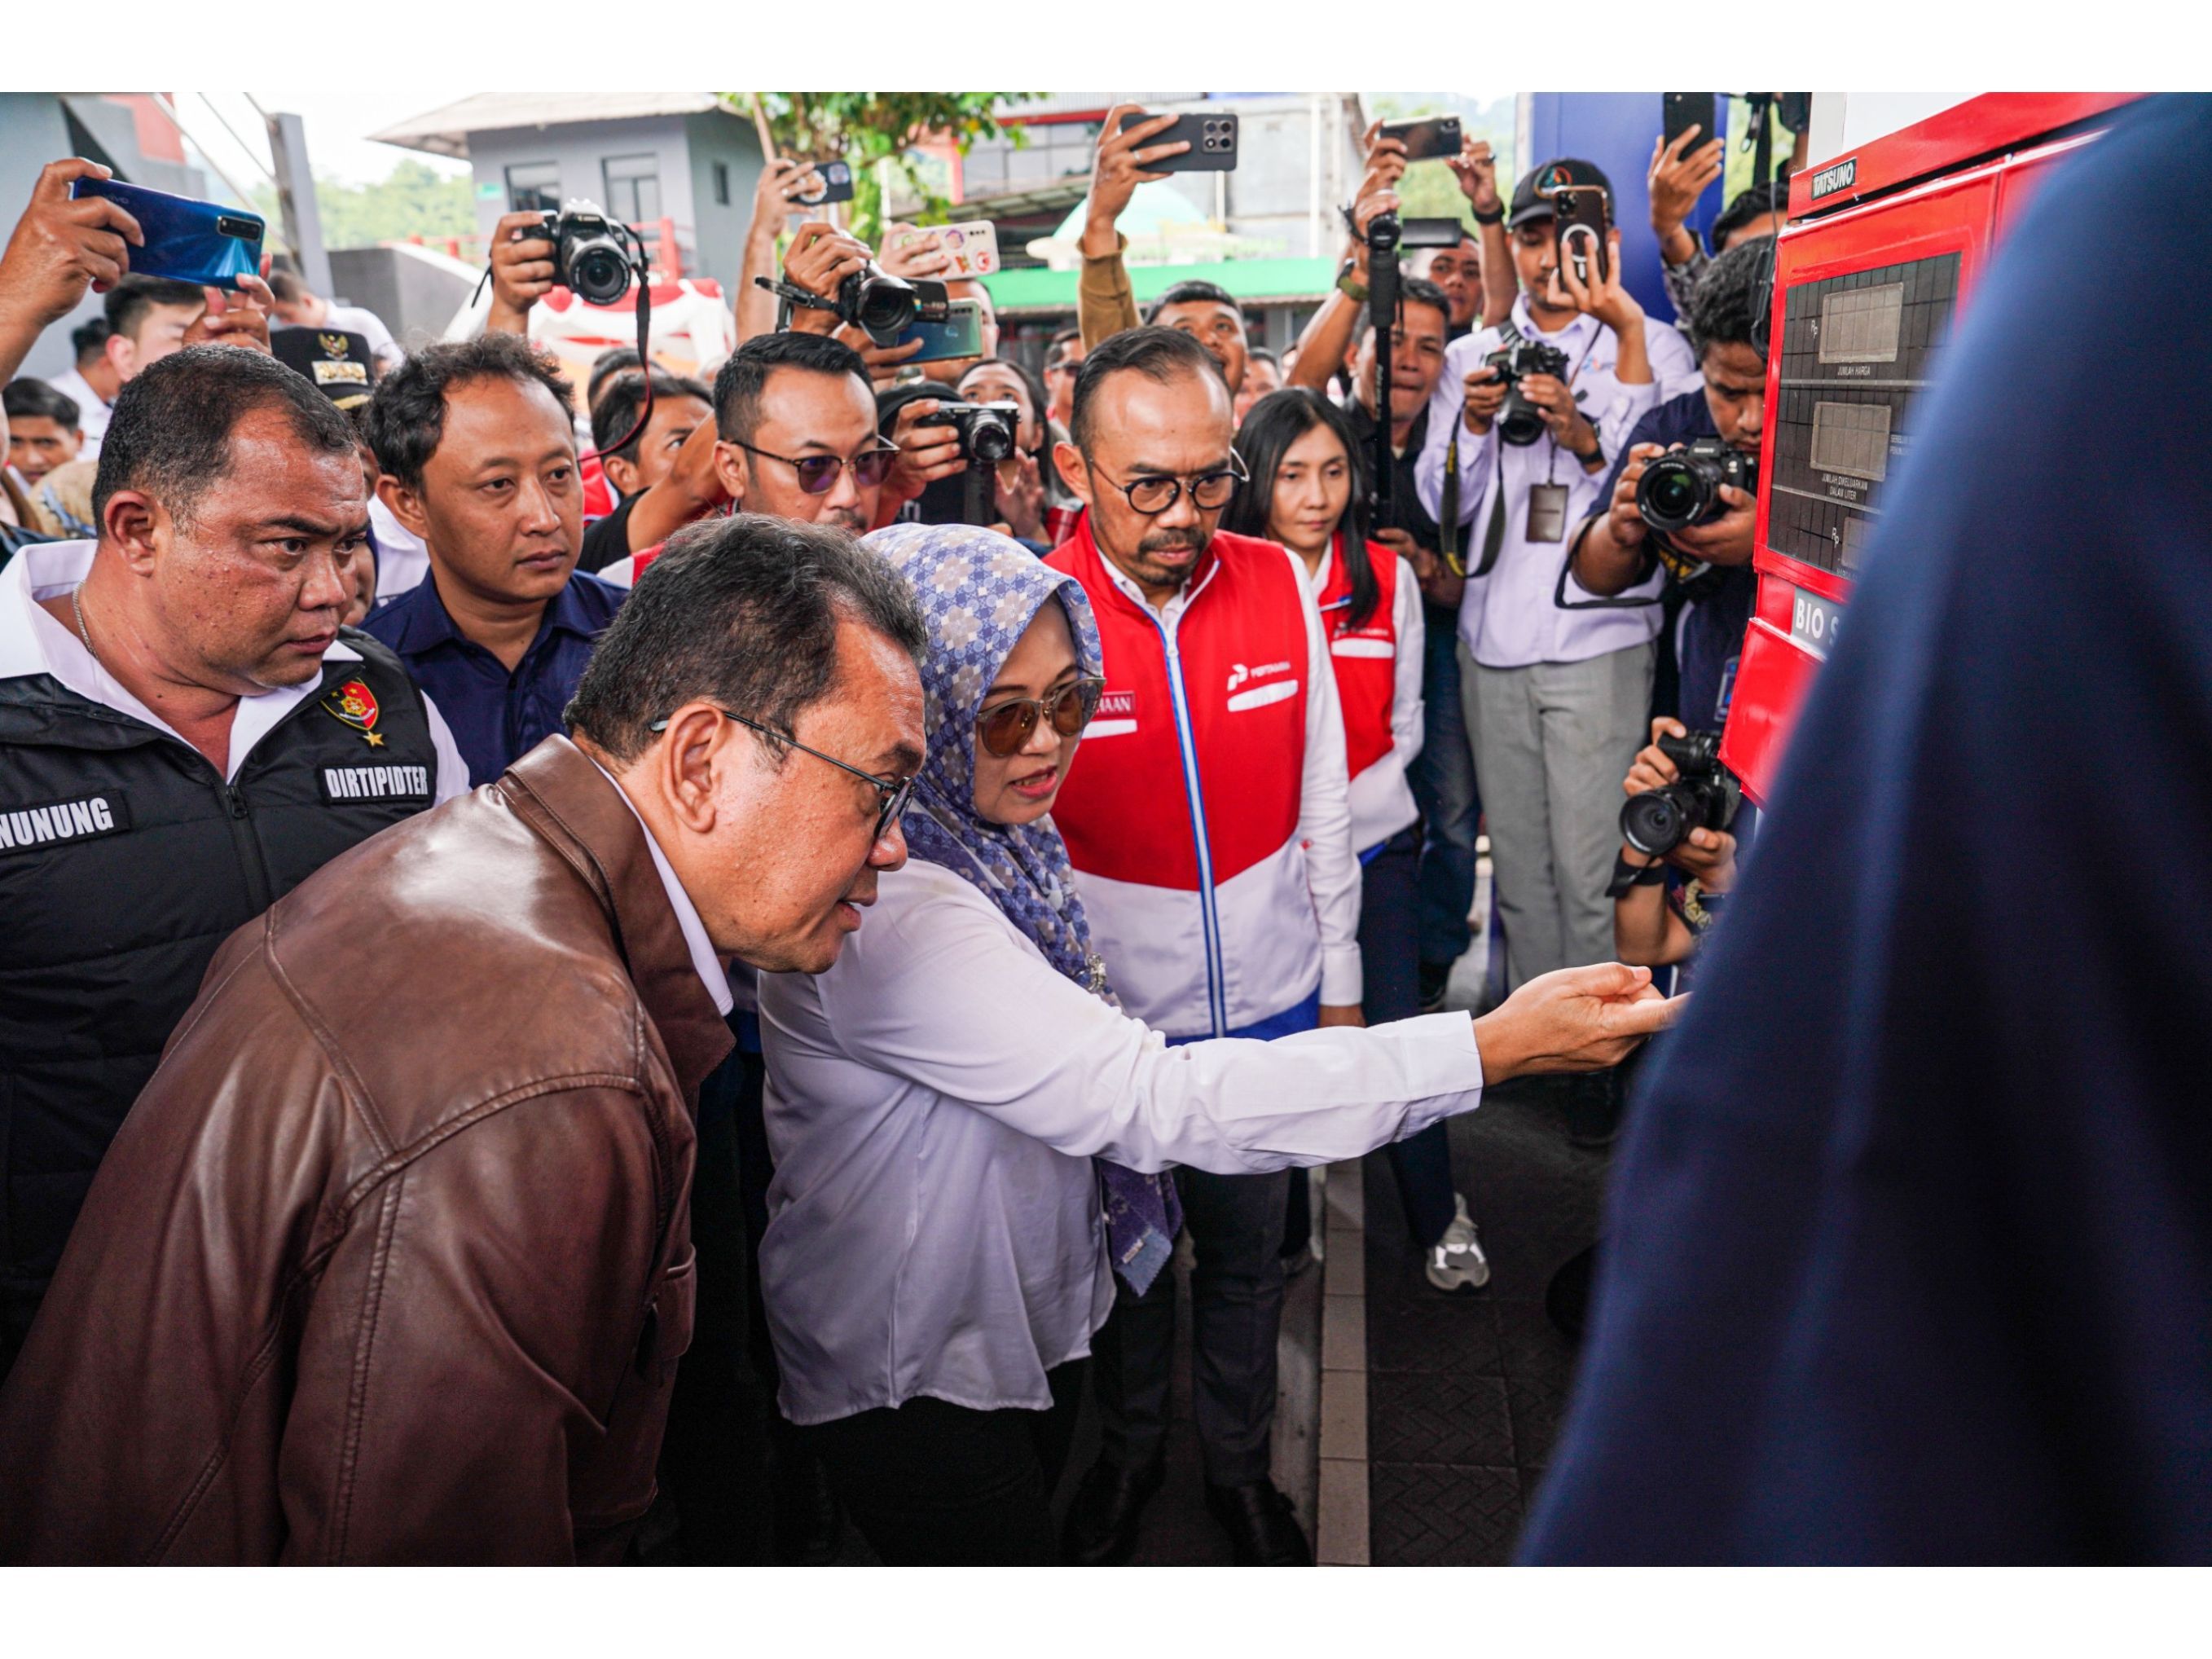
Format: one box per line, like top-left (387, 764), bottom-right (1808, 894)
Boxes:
top-left (1471, 203), bottom-right (1505, 225)
top-left (1335, 257), bottom-right (1368, 302)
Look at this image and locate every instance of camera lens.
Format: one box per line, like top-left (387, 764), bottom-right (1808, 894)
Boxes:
top-left (1636, 456), bottom-right (1715, 534)
top-left (1621, 789), bottom-right (1691, 859)
top-left (847, 268), bottom-right (921, 345)
top-left (1497, 392), bottom-right (1546, 447)
top-left (969, 416), bottom-right (1015, 464)
top-left (569, 244), bottom-right (632, 307)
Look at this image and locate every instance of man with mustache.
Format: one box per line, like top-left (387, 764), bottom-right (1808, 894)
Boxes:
top-left (1045, 326), bottom-right (1362, 1567)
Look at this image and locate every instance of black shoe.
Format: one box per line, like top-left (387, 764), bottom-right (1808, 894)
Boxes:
top-left (1418, 958), bottom-right (1454, 1010)
top-left (1203, 1478), bottom-right (1312, 1565)
top-left (1565, 1067), bottom-right (1621, 1150)
top-left (772, 1443), bottom-right (844, 1565)
top-left (1062, 1455), bottom-right (1164, 1566)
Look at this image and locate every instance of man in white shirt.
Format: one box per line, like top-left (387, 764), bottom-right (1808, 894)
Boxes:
top-left (46, 319), bottom-right (119, 459)
top-left (270, 269), bottom-right (404, 373)
top-left (1416, 158), bottom-right (1695, 995)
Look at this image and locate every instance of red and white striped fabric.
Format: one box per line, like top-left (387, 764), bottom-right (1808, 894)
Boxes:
top-left (1044, 514), bottom-right (1361, 1039)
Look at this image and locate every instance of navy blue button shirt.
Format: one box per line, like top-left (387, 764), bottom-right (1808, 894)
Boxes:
top-left (364, 568), bottom-right (626, 785)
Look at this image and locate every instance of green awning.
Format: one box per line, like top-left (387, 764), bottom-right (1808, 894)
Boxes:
top-left (980, 257), bottom-right (1336, 317)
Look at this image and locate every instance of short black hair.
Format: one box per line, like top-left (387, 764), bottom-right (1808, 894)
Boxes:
top-left (4, 378), bottom-right (81, 431)
top-left (70, 318), bottom-right (112, 367)
top-left (1247, 348), bottom-right (1279, 372)
top-left (565, 513), bottom-right (928, 763)
top-left (1069, 324), bottom-right (1225, 453)
top-left (1710, 182), bottom-right (1784, 253)
top-left (711, 331), bottom-right (870, 448)
top-left (587, 347), bottom-right (645, 410)
top-left (267, 269), bottom-right (310, 305)
top-left (1358, 275), bottom-right (1452, 344)
top-left (1223, 388), bottom-right (1379, 629)
top-left (1044, 331), bottom-right (1084, 373)
top-left (91, 345), bottom-right (356, 529)
top-left (1682, 239), bottom-right (1773, 361)
top-left (1146, 279), bottom-right (1239, 323)
top-left (364, 332), bottom-right (576, 492)
top-left (591, 371), bottom-right (712, 462)
top-left (103, 275), bottom-right (207, 341)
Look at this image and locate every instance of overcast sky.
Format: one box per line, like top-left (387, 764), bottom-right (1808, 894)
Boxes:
top-left (177, 92), bottom-right (476, 191)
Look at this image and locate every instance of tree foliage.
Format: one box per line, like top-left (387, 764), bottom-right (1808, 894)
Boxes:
top-left (722, 92), bottom-right (1039, 242)
top-left (253, 160), bottom-right (476, 253)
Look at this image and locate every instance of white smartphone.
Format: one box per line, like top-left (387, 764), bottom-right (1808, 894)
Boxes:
top-left (886, 220), bottom-right (1001, 279)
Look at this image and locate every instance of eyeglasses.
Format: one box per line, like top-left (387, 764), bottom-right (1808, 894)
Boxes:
top-left (1096, 451), bottom-right (1249, 517)
top-left (976, 677), bottom-right (1106, 759)
top-left (649, 706), bottom-right (914, 841)
top-left (730, 440), bottom-right (899, 495)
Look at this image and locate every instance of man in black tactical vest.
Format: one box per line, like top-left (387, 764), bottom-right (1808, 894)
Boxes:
top-left (0, 344), bottom-right (467, 1382)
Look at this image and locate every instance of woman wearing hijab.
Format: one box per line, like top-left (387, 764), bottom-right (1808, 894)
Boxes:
top-left (756, 522), bottom-right (1675, 1565)
top-left (1226, 389), bottom-right (1488, 1296)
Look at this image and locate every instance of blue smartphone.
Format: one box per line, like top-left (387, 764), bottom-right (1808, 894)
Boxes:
top-left (892, 298), bottom-right (984, 364)
top-left (69, 178), bottom-right (265, 290)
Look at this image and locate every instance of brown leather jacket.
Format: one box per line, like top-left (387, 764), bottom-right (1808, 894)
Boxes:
top-left (0, 737), bottom-right (733, 1564)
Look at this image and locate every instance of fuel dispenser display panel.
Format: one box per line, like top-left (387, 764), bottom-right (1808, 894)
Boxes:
top-left (1766, 253), bottom-right (1959, 577)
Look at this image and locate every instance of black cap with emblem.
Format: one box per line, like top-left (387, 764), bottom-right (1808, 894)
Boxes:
top-left (1506, 159), bottom-right (1616, 231)
top-left (271, 328), bottom-right (375, 411)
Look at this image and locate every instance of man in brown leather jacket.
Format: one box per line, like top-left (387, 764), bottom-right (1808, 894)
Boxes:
top-left (0, 514), bottom-right (928, 1564)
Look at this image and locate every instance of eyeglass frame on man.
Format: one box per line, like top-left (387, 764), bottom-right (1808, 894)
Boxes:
top-left (728, 438), bottom-right (900, 496)
top-left (648, 706), bottom-right (914, 840)
top-left (1091, 449), bottom-right (1250, 517)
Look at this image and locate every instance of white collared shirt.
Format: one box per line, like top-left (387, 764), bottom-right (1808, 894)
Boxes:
top-left (45, 367), bottom-right (112, 459)
top-left (757, 857), bottom-right (1484, 1424)
top-left (1414, 297), bottom-right (1695, 671)
top-left (0, 539), bottom-right (469, 795)
top-left (585, 756), bottom-right (735, 1018)
top-left (368, 497), bottom-right (429, 601)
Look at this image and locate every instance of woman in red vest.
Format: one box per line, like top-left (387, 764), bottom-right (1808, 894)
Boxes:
top-left (1227, 389), bottom-right (1490, 1295)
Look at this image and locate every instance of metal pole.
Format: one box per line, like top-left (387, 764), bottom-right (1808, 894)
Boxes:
top-left (264, 112), bottom-right (333, 294)
top-left (1308, 93), bottom-right (1323, 257)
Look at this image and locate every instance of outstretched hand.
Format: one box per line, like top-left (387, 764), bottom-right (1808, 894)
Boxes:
top-left (1472, 962), bottom-right (1682, 1080)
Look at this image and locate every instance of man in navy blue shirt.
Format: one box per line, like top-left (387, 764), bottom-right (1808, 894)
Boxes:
top-left (1567, 238), bottom-right (1769, 737)
top-left (362, 335), bottom-right (623, 785)
top-left (1524, 95), bottom-right (2212, 1563)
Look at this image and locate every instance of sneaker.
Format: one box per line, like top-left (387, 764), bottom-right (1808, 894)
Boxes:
top-left (1425, 1194), bottom-right (1490, 1294)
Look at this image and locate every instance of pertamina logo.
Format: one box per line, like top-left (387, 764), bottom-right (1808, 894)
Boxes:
top-left (1225, 659), bottom-right (1297, 713)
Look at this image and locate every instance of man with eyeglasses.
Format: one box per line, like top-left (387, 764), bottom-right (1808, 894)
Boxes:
top-left (361, 334), bottom-right (625, 786)
top-left (0, 517), bottom-right (930, 1564)
top-left (1045, 326), bottom-right (1361, 1567)
top-left (589, 332), bottom-right (901, 590)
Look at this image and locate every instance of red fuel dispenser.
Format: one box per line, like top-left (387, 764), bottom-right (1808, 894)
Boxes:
top-left (1719, 93), bottom-right (2139, 803)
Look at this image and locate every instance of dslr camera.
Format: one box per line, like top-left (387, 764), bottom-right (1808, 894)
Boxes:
top-left (538, 204), bottom-right (646, 307)
top-left (1620, 729), bottom-right (1742, 860)
top-left (838, 265), bottom-right (951, 347)
top-left (1483, 337), bottom-right (1572, 447)
top-left (917, 401), bottom-right (1020, 465)
top-left (1637, 438), bottom-right (1759, 535)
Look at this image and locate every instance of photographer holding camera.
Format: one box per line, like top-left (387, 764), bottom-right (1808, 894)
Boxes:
top-left (1568, 238), bottom-right (1769, 741)
top-left (1611, 717), bottom-right (1738, 971)
top-left (1412, 159), bottom-right (1695, 1022)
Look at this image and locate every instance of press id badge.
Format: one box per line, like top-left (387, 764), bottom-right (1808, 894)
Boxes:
top-left (1526, 482), bottom-right (1570, 543)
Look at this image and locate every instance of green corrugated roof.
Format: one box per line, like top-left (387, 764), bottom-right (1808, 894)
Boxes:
top-left (980, 257), bottom-right (1336, 315)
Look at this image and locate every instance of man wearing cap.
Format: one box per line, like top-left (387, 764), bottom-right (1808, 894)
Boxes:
top-left (1413, 161), bottom-right (1694, 1090)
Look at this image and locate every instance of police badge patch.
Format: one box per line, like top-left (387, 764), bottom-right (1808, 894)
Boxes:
top-left (322, 678), bottom-right (386, 747)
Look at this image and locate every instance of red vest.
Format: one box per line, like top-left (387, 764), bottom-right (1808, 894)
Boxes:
top-left (1317, 535), bottom-right (1401, 781)
top-left (1044, 517), bottom-right (1310, 891)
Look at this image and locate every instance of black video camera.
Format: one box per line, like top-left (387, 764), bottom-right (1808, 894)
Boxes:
top-left (1620, 729), bottom-right (1741, 860)
top-left (1484, 337), bottom-right (1572, 447)
top-left (917, 400), bottom-right (1020, 466)
top-left (1637, 438), bottom-right (1758, 534)
top-left (539, 205), bottom-right (647, 307)
top-left (838, 265), bottom-right (951, 347)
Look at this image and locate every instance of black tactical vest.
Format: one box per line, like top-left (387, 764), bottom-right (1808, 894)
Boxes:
top-left (0, 628), bottom-right (440, 1350)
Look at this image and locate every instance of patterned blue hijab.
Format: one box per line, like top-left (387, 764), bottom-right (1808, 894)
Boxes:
top-left (864, 522), bottom-right (1181, 1293)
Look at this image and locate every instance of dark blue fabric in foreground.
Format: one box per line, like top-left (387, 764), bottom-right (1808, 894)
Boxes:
top-left (1521, 95), bottom-right (2212, 1564)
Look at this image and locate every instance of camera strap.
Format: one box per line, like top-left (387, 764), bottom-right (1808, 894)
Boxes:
top-left (1464, 318), bottom-right (1525, 579)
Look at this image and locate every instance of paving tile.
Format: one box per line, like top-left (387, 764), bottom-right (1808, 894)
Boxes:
top-left (1369, 1463), bottom-right (1524, 1566)
top-left (1319, 1367), bottom-right (1367, 1463)
top-left (1365, 1292), bottom-right (1503, 1376)
top-left (1323, 1222), bottom-right (1365, 1298)
top-left (1367, 1370), bottom-right (1516, 1467)
top-left (1321, 1292), bottom-right (1365, 1372)
top-left (1317, 1459), bottom-right (1370, 1565)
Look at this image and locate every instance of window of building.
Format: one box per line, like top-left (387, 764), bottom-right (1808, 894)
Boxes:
top-left (712, 161), bottom-right (732, 206)
top-left (506, 161), bottom-right (561, 214)
top-left (603, 152), bottom-right (662, 225)
top-left (961, 121), bottom-right (1101, 200)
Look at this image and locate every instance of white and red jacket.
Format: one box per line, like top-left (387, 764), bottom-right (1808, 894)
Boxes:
top-left (1309, 534), bottom-right (1426, 856)
top-left (597, 543), bottom-right (664, 591)
top-left (1046, 517), bottom-right (1361, 1039)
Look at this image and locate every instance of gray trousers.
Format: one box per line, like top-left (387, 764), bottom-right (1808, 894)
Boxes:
top-left (1460, 640), bottom-right (1656, 989)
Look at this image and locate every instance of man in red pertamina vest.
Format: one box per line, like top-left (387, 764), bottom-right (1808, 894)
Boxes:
top-left (1046, 327), bottom-right (1361, 1567)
